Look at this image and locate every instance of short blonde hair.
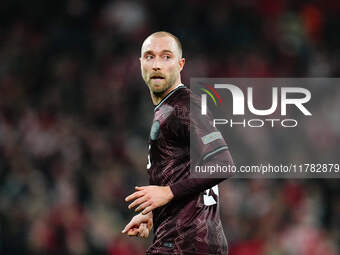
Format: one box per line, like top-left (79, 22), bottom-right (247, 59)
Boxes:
top-left (142, 31), bottom-right (182, 58)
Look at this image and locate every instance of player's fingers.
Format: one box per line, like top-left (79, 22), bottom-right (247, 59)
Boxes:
top-left (144, 228), bottom-right (149, 237)
top-left (125, 191), bottom-right (144, 202)
top-left (140, 227), bottom-right (149, 238)
top-left (138, 223), bottom-right (147, 238)
top-left (139, 229), bottom-right (145, 238)
top-left (127, 228), bottom-right (139, 236)
top-left (139, 223), bottom-right (149, 238)
top-left (135, 186), bottom-right (145, 191)
top-left (122, 225), bottom-right (132, 234)
top-left (122, 220), bottom-right (138, 233)
top-left (147, 219), bottom-right (153, 230)
top-left (128, 196), bottom-right (147, 209)
top-left (135, 200), bottom-right (151, 212)
top-left (142, 204), bottom-right (154, 215)
top-left (143, 225), bottom-right (150, 238)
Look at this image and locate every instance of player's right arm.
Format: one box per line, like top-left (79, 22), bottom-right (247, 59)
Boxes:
top-left (121, 211), bottom-right (153, 238)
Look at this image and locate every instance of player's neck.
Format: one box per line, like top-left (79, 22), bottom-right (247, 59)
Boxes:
top-left (151, 81), bottom-right (182, 105)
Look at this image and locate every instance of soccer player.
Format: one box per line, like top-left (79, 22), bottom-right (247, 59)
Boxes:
top-left (122, 31), bottom-right (234, 254)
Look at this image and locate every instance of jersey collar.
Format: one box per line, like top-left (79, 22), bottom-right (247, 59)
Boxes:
top-left (154, 84), bottom-right (185, 112)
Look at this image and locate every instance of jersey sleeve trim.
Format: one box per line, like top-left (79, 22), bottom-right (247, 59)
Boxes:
top-left (202, 146), bottom-right (229, 162)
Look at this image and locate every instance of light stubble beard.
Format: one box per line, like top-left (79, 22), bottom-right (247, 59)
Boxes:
top-left (148, 76), bottom-right (177, 99)
top-left (151, 83), bottom-right (171, 98)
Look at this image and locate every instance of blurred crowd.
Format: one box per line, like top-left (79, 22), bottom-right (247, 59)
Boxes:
top-left (0, 0), bottom-right (339, 254)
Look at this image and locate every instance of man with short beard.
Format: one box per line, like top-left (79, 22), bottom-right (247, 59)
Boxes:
top-left (122, 31), bottom-right (234, 254)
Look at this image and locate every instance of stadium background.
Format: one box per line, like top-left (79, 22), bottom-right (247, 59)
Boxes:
top-left (0, 0), bottom-right (339, 254)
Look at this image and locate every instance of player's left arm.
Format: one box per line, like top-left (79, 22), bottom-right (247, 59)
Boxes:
top-left (168, 149), bottom-right (233, 199)
top-left (125, 149), bottom-right (232, 215)
top-left (167, 96), bottom-right (234, 200)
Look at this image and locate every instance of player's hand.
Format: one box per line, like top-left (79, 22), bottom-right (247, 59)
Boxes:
top-left (121, 212), bottom-right (153, 238)
top-left (125, 185), bottom-right (174, 215)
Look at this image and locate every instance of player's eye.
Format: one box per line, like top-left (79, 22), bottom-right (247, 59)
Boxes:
top-left (163, 55), bottom-right (171, 59)
top-left (145, 55), bottom-right (153, 60)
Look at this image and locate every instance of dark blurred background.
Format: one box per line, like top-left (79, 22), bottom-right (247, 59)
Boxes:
top-left (0, 0), bottom-right (339, 254)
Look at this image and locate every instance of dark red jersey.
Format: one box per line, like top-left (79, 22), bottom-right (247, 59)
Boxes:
top-left (146, 85), bottom-right (233, 255)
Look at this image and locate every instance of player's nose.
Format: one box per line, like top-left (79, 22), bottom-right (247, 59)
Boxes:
top-left (152, 58), bottom-right (161, 71)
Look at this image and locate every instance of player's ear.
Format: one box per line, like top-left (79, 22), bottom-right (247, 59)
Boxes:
top-left (179, 57), bottom-right (185, 72)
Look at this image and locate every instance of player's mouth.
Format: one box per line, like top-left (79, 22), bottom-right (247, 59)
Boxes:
top-left (150, 74), bottom-right (165, 82)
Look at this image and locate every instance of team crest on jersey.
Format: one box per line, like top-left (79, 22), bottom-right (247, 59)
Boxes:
top-left (150, 120), bottom-right (160, 140)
